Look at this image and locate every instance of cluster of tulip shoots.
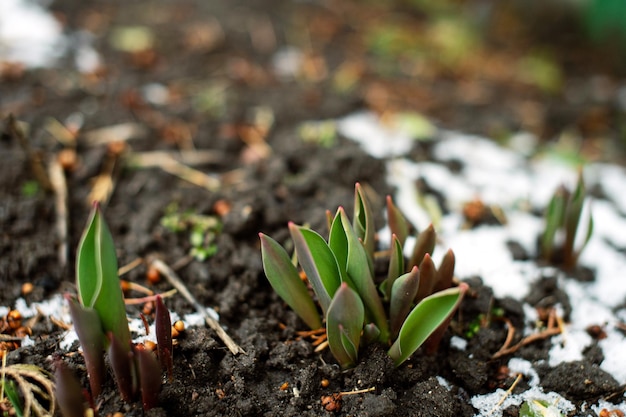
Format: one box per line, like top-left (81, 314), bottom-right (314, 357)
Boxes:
top-left (260, 183), bottom-right (468, 369)
top-left (55, 204), bottom-right (173, 416)
top-left (540, 170), bottom-right (594, 271)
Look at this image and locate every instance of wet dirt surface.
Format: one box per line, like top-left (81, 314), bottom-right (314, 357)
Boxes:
top-left (2, 0), bottom-right (626, 416)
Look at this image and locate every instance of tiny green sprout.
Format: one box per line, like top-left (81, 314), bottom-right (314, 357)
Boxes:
top-left (520, 399), bottom-right (565, 417)
top-left (260, 183), bottom-right (467, 368)
top-left (540, 169), bottom-right (593, 270)
top-left (161, 202), bottom-right (221, 261)
top-left (297, 120), bottom-right (337, 148)
top-left (3, 379), bottom-right (23, 417)
top-left (67, 203), bottom-right (163, 409)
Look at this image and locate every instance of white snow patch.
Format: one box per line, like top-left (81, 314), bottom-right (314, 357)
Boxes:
top-left (599, 330), bottom-right (626, 384)
top-left (339, 110), bottom-right (626, 414)
top-left (55, 301), bottom-right (220, 350)
top-left (437, 376), bottom-right (452, 391)
top-left (337, 111), bottom-right (415, 158)
top-left (592, 400), bottom-right (626, 416)
top-left (450, 335), bottom-right (467, 351)
top-left (0, 0), bottom-right (66, 67)
top-left (471, 386), bottom-right (574, 417)
top-left (508, 358), bottom-right (540, 386)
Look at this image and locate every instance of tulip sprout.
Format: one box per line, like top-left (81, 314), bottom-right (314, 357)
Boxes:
top-left (59, 203), bottom-right (173, 410)
top-left (540, 170), bottom-right (593, 270)
top-left (260, 183), bottom-right (467, 368)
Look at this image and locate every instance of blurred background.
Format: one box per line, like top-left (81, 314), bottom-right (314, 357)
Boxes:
top-left (2, 0), bottom-right (626, 162)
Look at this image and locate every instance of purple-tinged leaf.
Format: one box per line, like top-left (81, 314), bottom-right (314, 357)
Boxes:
top-left (363, 323), bottom-right (380, 344)
top-left (325, 209), bottom-right (333, 235)
top-left (389, 283), bottom-right (468, 366)
top-left (389, 266), bottom-right (420, 340)
top-left (155, 295), bottom-right (173, 381)
top-left (408, 223), bottom-right (436, 270)
top-left (259, 233), bottom-right (322, 330)
top-left (135, 343), bottom-right (162, 410)
top-left (434, 249), bottom-right (455, 293)
top-left (326, 283), bottom-right (364, 369)
top-left (386, 195), bottom-right (409, 247)
top-left (415, 254), bottom-right (437, 303)
top-left (107, 332), bottom-right (135, 403)
top-left (54, 359), bottom-right (87, 417)
top-left (66, 294), bottom-right (104, 399)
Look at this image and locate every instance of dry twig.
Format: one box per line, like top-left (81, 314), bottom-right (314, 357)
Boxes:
top-left (149, 258), bottom-right (245, 354)
top-left (48, 156), bottom-right (69, 267)
top-left (492, 309), bottom-right (562, 359)
top-left (1, 356), bottom-right (56, 417)
top-left (5, 115), bottom-right (52, 191)
top-left (488, 373), bottom-right (523, 415)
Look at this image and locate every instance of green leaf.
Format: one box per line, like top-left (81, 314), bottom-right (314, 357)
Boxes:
top-left (565, 177), bottom-right (584, 242)
top-left (339, 208), bottom-right (389, 341)
top-left (289, 223), bottom-right (343, 314)
top-left (389, 283), bottom-right (467, 366)
top-left (328, 208), bottom-right (349, 283)
top-left (76, 204), bottom-right (131, 350)
top-left (326, 283), bottom-right (364, 369)
top-left (415, 253), bottom-right (437, 303)
top-left (564, 171), bottom-right (588, 267)
top-left (386, 196), bottom-right (409, 247)
top-left (389, 266), bottom-right (420, 340)
top-left (353, 183), bottom-right (376, 265)
top-left (408, 224), bottom-right (436, 270)
top-left (2, 379), bottom-right (23, 417)
top-left (577, 212), bottom-right (594, 258)
top-left (66, 295), bottom-right (105, 399)
top-left (541, 185), bottom-right (567, 261)
top-left (259, 233), bottom-right (322, 330)
top-left (381, 234), bottom-right (405, 300)
top-left (434, 249), bottom-right (455, 293)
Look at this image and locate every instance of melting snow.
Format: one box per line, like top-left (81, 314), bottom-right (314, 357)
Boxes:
top-left (339, 110), bottom-right (626, 413)
top-left (0, 0), bottom-right (66, 67)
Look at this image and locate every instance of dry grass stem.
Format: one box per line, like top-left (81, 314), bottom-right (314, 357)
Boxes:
top-left (118, 258), bottom-right (145, 276)
top-left (492, 309), bottom-right (562, 359)
top-left (1, 361), bottom-right (56, 417)
top-left (83, 123), bottom-right (147, 146)
top-left (6, 114), bottom-right (52, 191)
top-left (48, 156), bottom-right (69, 267)
top-left (150, 258), bottom-right (245, 354)
top-left (488, 373), bottom-right (523, 415)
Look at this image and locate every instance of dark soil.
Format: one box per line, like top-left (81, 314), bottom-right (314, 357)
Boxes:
top-left (2, 0), bottom-right (626, 416)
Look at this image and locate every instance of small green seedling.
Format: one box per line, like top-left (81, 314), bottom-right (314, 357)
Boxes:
top-left (540, 170), bottom-right (593, 270)
top-left (520, 399), bottom-right (565, 417)
top-left (260, 183), bottom-right (467, 368)
top-left (63, 203), bottom-right (172, 410)
top-left (160, 202), bottom-right (221, 261)
top-left (1, 361), bottom-right (55, 417)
